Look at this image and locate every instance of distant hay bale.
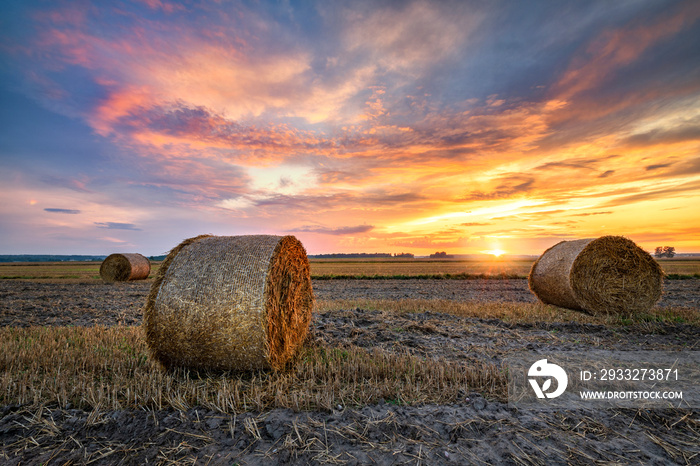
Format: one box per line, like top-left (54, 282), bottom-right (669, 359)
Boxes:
top-left (100, 253), bottom-right (151, 282)
top-left (143, 234), bottom-right (314, 372)
top-left (528, 236), bottom-right (663, 316)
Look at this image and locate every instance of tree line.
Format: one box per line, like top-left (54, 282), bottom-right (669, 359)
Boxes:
top-left (654, 246), bottom-right (675, 258)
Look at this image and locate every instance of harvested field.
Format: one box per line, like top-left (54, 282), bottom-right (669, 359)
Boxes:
top-left (2, 257), bottom-right (699, 280)
top-left (1, 278), bottom-right (699, 464)
top-left (1, 279), bottom-right (699, 327)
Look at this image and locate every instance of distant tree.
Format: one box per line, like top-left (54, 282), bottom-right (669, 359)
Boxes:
top-left (654, 246), bottom-right (675, 258)
top-left (429, 251), bottom-right (454, 259)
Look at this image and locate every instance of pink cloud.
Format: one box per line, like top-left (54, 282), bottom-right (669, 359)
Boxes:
top-left (554, 1), bottom-right (700, 101)
top-left (138, 0), bottom-right (186, 14)
top-left (340, 1), bottom-right (484, 73)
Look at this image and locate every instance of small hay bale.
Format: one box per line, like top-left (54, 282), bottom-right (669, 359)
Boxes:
top-left (100, 253), bottom-right (151, 282)
top-left (143, 234), bottom-right (314, 371)
top-left (528, 236), bottom-right (663, 316)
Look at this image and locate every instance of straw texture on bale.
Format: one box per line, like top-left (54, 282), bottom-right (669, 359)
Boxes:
top-left (143, 234), bottom-right (313, 372)
top-left (528, 236), bottom-right (663, 316)
top-left (99, 253), bottom-right (151, 282)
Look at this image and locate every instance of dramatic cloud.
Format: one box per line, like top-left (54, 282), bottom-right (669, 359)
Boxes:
top-left (44, 208), bottom-right (81, 214)
top-left (1, 0), bottom-right (699, 255)
top-left (290, 224), bottom-right (374, 236)
top-left (571, 211), bottom-right (613, 217)
top-left (461, 175), bottom-right (536, 201)
top-left (645, 163), bottom-right (673, 171)
top-left (94, 222), bottom-right (141, 231)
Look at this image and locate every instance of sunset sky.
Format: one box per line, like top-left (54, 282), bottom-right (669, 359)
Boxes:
top-left (1, 0), bottom-right (699, 256)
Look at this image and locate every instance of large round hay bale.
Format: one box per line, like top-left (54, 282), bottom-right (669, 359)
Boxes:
top-left (528, 236), bottom-right (663, 316)
top-left (143, 234), bottom-right (313, 371)
top-left (100, 253), bottom-right (151, 282)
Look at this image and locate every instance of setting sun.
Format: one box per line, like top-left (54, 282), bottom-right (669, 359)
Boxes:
top-left (482, 249), bottom-right (507, 258)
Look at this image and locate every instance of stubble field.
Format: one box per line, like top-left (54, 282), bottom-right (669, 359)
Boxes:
top-left (2, 257), bottom-right (699, 281)
top-left (1, 259), bottom-right (699, 464)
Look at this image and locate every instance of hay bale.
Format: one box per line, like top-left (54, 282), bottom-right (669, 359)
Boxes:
top-left (528, 236), bottom-right (663, 316)
top-left (143, 234), bottom-right (313, 371)
top-left (100, 253), bottom-right (151, 282)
